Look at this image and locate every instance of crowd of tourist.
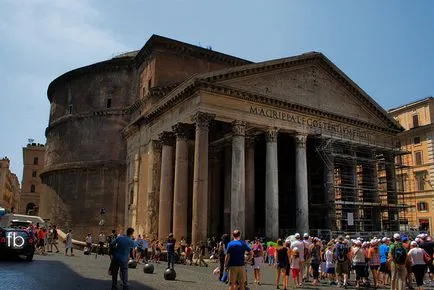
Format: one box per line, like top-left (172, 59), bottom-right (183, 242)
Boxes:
top-left (215, 231), bottom-right (434, 290)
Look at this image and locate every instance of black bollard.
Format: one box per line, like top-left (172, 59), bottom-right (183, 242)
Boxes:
top-left (163, 268), bottom-right (176, 280)
top-left (143, 263), bottom-right (154, 274)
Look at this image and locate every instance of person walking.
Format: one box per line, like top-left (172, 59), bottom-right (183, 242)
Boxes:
top-left (310, 238), bottom-right (321, 287)
top-left (98, 232), bottom-right (106, 255)
top-left (110, 227), bottom-right (136, 290)
top-left (166, 233), bottom-right (176, 269)
top-left (65, 229), bottom-right (74, 256)
top-left (50, 225), bottom-right (59, 253)
top-left (408, 241), bottom-right (427, 290)
top-left (218, 234), bottom-right (230, 281)
top-left (252, 238), bottom-right (264, 285)
top-left (224, 230), bottom-right (252, 290)
top-left (389, 233), bottom-right (408, 290)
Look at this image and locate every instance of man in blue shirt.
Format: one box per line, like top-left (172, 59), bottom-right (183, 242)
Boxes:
top-left (225, 230), bottom-right (252, 290)
top-left (379, 237), bottom-right (390, 287)
top-left (110, 227), bottom-right (136, 290)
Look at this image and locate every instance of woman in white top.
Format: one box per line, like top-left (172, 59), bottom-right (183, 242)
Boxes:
top-left (351, 240), bottom-right (365, 288)
top-left (408, 241), bottom-right (427, 290)
top-left (65, 229), bottom-right (74, 256)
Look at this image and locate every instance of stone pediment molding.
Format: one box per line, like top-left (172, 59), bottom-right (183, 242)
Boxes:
top-left (198, 52), bottom-right (401, 132)
top-left (134, 53), bottom-right (402, 135)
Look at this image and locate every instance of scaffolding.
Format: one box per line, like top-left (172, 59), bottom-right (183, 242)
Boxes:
top-left (315, 136), bottom-right (410, 234)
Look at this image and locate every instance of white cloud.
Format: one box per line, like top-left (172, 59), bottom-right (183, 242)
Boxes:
top-left (0, 0), bottom-right (130, 178)
top-left (0, 0), bottom-right (129, 66)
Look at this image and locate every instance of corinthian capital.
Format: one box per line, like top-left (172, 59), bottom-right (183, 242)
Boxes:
top-left (172, 123), bottom-right (190, 141)
top-left (295, 133), bottom-right (308, 148)
top-left (158, 131), bottom-right (175, 146)
top-left (232, 120), bottom-right (246, 136)
top-left (191, 112), bottom-right (215, 131)
top-left (265, 127), bottom-right (278, 142)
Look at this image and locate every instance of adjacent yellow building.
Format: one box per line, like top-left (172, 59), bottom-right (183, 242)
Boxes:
top-left (0, 157), bottom-right (20, 212)
top-left (19, 142), bottom-right (46, 215)
top-left (389, 96), bottom-right (434, 233)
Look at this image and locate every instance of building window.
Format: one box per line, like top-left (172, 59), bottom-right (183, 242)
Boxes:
top-left (106, 98), bottom-right (112, 108)
top-left (414, 137), bottom-right (421, 145)
top-left (33, 157), bottom-right (38, 165)
top-left (396, 174), bottom-right (407, 192)
top-left (415, 171), bottom-right (427, 191)
top-left (68, 104), bottom-right (73, 114)
top-left (415, 151), bottom-right (423, 165)
top-left (30, 184), bottom-right (35, 193)
top-left (396, 155), bottom-right (403, 166)
top-left (417, 201), bottom-right (428, 212)
top-left (378, 177), bottom-right (387, 191)
top-left (32, 170), bottom-right (37, 178)
top-left (413, 114), bottom-right (419, 128)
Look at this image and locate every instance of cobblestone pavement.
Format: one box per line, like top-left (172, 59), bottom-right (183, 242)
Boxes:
top-left (2, 246), bottom-right (434, 290)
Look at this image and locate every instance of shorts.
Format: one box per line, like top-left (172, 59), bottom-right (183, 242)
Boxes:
top-left (229, 266), bottom-right (246, 286)
top-left (380, 262), bottom-right (390, 273)
top-left (370, 265), bottom-right (379, 270)
top-left (336, 261), bottom-right (349, 274)
top-left (38, 239), bottom-right (44, 247)
top-left (326, 267), bottom-right (335, 274)
top-left (291, 268), bottom-right (300, 279)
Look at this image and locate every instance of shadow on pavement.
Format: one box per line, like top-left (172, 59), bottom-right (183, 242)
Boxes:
top-left (0, 257), bottom-right (156, 290)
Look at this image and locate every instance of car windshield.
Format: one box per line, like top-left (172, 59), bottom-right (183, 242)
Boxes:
top-left (7, 230), bottom-right (29, 238)
top-left (10, 221), bottom-right (31, 228)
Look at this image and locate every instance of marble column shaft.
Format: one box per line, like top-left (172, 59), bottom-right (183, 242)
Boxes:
top-left (131, 153), bottom-right (140, 229)
top-left (223, 143), bottom-right (231, 233)
top-left (172, 123), bottom-right (189, 240)
top-left (265, 128), bottom-right (279, 240)
top-left (158, 132), bottom-right (174, 240)
top-left (208, 146), bottom-right (221, 237)
top-left (231, 121), bottom-right (246, 236)
top-left (245, 137), bottom-right (255, 239)
top-left (191, 112), bottom-right (214, 244)
top-left (145, 140), bottom-right (162, 238)
top-left (295, 133), bottom-right (309, 234)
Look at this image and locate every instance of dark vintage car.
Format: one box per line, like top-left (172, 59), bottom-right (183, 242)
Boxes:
top-left (0, 227), bottom-right (35, 261)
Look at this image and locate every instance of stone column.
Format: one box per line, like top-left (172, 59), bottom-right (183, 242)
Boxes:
top-left (362, 150), bottom-right (380, 231)
top-left (324, 146), bottom-right (336, 231)
top-left (231, 121), bottom-right (246, 236)
top-left (265, 128), bottom-right (279, 240)
top-left (223, 143), bottom-right (231, 233)
top-left (295, 133), bottom-right (309, 234)
top-left (146, 140), bottom-right (162, 238)
top-left (172, 123), bottom-right (189, 240)
top-left (131, 153), bottom-right (140, 229)
top-left (385, 152), bottom-right (399, 231)
top-left (191, 112), bottom-right (215, 244)
top-left (158, 132), bottom-right (174, 240)
top-left (208, 146), bottom-right (221, 237)
top-left (245, 136), bottom-right (256, 239)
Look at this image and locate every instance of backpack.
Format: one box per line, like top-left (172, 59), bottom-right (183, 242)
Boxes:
top-left (393, 243), bottom-right (407, 265)
top-left (335, 244), bottom-right (348, 262)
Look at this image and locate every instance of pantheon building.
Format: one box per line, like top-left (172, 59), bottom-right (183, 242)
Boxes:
top-left (41, 35), bottom-right (403, 242)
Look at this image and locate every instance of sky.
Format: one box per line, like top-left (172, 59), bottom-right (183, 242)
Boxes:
top-left (0, 0), bottom-right (433, 180)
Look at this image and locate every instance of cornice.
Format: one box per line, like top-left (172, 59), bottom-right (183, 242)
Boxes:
top-left (133, 34), bottom-right (252, 69)
top-left (138, 80), bottom-right (400, 135)
top-left (47, 57), bottom-right (134, 102)
top-left (45, 109), bottom-right (128, 137)
top-left (200, 53), bottom-right (402, 132)
top-left (397, 123), bottom-right (434, 137)
top-left (40, 160), bottom-right (126, 177)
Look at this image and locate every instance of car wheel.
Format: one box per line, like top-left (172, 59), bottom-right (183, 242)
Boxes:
top-left (26, 254), bottom-right (33, 262)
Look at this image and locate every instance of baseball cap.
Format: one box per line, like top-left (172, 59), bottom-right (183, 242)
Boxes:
top-left (303, 233), bottom-right (309, 238)
top-left (393, 233), bottom-right (401, 240)
top-left (295, 233), bottom-right (301, 239)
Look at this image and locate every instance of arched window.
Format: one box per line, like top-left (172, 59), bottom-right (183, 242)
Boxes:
top-left (30, 184), bottom-right (35, 192)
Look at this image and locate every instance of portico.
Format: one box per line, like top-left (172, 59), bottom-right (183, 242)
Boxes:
top-left (124, 52), bottom-right (403, 242)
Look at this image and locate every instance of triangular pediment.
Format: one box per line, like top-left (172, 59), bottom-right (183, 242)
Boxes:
top-left (199, 54), bottom-right (401, 132)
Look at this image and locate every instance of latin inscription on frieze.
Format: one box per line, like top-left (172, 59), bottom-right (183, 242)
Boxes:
top-left (249, 106), bottom-right (370, 141)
